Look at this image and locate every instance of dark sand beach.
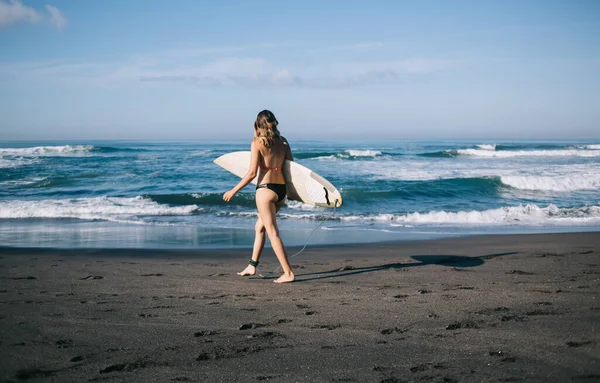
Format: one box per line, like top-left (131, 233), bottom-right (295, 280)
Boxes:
top-left (1, 232), bottom-right (599, 382)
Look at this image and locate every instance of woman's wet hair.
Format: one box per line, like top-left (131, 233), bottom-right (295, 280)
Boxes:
top-left (254, 110), bottom-right (280, 147)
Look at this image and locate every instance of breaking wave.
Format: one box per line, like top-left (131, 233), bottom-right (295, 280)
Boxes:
top-left (500, 174), bottom-right (600, 192)
top-left (454, 149), bottom-right (600, 158)
top-left (296, 149), bottom-right (384, 160)
top-left (0, 196), bottom-right (200, 224)
top-left (341, 204), bottom-right (600, 226)
top-left (0, 145), bottom-right (95, 156)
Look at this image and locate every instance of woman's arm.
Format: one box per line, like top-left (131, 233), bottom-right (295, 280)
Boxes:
top-left (223, 140), bottom-right (260, 202)
top-left (283, 136), bottom-right (293, 161)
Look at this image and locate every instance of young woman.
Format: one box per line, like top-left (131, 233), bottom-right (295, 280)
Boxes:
top-left (222, 110), bottom-right (295, 283)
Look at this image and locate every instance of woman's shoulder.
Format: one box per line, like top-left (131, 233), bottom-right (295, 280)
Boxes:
top-left (251, 137), bottom-right (263, 150)
top-left (252, 137), bottom-right (264, 145)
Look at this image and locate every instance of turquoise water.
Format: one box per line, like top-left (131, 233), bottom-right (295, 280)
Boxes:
top-left (1, 140), bottom-right (599, 248)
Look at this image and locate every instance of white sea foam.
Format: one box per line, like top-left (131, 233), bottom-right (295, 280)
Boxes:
top-left (350, 156), bottom-right (600, 189)
top-left (0, 157), bottom-right (40, 169)
top-left (586, 144), bottom-right (600, 150)
top-left (314, 155), bottom-right (338, 161)
top-left (0, 177), bottom-right (48, 187)
top-left (0, 145), bottom-right (94, 157)
top-left (278, 212), bottom-right (326, 220)
top-left (312, 150), bottom-right (382, 161)
top-left (476, 144), bottom-right (496, 150)
top-left (345, 149), bottom-right (382, 157)
top-left (454, 148), bottom-right (600, 158)
top-left (218, 210), bottom-right (322, 220)
top-left (339, 204), bottom-right (600, 226)
top-left (217, 211), bottom-right (258, 218)
top-left (219, 203), bottom-right (600, 226)
top-left (189, 150), bottom-right (214, 157)
top-left (285, 200), bottom-right (320, 210)
top-left (355, 158), bottom-right (510, 181)
top-left (501, 174), bottom-right (600, 192)
top-left (0, 196), bottom-right (199, 223)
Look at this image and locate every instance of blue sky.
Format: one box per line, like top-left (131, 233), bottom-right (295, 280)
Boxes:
top-left (1, 0), bottom-right (599, 140)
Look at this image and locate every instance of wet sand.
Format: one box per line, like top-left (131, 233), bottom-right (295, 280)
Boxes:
top-left (1, 232), bottom-right (599, 382)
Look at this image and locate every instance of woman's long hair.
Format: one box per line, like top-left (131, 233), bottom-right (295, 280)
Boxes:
top-left (254, 110), bottom-right (280, 148)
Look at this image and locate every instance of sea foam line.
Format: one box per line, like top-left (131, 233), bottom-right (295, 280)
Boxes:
top-left (0, 145), bottom-right (94, 157)
top-left (340, 204), bottom-right (600, 226)
top-left (0, 196), bottom-right (200, 221)
top-left (453, 148), bottom-right (600, 158)
top-left (345, 149), bottom-right (382, 157)
top-left (501, 174), bottom-right (600, 192)
top-left (0, 177), bottom-right (48, 187)
top-left (217, 204), bottom-right (600, 226)
top-left (475, 144), bottom-right (497, 150)
top-left (311, 149), bottom-right (383, 160)
top-left (0, 157), bottom-right (40, 169)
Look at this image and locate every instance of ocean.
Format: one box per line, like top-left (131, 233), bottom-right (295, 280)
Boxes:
top-left (1, 140), bottom-right (599, 249)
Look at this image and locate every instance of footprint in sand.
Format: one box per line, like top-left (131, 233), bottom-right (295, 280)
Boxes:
top-left (55, 339), bottom-right (73, 348)
top-left (506, 270), bottom-right (534, 275)
top-left (446, 319), bottom-right (479, 330)
top-left (80, 275), bottom-right (103, 280)
top-left (194, 330), bottom-right (219, 337)
top-left (566, 340), bottom-right (595, 347)
top-left (381, 327), bottom-right (409, 335)
top-left (311, 324), bottom-right (341, 330)
top-left (239, 323), bottom-right (265, 330)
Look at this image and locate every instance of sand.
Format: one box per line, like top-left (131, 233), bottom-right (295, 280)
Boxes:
top-left (0, 232), bottom-right (599, 382)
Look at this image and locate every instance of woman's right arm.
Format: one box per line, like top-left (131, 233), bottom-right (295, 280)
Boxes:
top-left (223, 140), bottom-right (260, 202)
top-left (283, 137), bottom-right (293, 161)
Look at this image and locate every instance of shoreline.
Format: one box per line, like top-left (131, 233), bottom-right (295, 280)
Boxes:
top-left (2, 218), bottom-right (599, 250)
top-left (1, 230), bottom-right (599, 256)
top-left (1, 231), bottom-right (599, 381)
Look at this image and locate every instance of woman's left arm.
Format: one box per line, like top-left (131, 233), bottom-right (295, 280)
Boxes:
top-left (223, 140), bottom-right (260, 202)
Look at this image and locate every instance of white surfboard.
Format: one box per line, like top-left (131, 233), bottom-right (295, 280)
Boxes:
top-left (214, 151), bottom-right (342, 208)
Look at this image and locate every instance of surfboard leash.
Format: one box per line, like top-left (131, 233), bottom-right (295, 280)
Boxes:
top-left (258, 198), bottom-right (340, 279)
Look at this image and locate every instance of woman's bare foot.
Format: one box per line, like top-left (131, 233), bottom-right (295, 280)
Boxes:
top-left (237, 265), bottom-right (256, 276)
top-left (273, 272), bottom-right (294, 283)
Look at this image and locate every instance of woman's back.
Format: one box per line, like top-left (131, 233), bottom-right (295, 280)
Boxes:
top-left (256, 136), bottom-right (290, 185)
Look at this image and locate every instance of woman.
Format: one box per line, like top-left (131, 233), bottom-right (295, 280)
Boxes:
top-left (222, 110), bottom-right (295, 283)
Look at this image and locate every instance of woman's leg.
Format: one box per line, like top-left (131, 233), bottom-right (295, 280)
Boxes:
top-left (237, 217), bottom-right (266, 276)
top-left (255, 189), bottom-right (294, 283)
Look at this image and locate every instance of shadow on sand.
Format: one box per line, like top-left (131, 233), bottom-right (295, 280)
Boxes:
top-left (258, 252), bottom-right (518, 282)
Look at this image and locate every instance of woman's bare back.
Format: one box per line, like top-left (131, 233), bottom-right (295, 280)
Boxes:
top-left (256, 137), bottom-right (292, 185)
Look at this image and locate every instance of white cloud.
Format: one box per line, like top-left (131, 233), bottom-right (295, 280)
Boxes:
top-left (139, 57), bottom-right (461, 88)
top-left (304, 42), bottom-right (385, 56)
top-left (0, 0), bottom-right (66, 29)
top-left (271, 69), bottom-right (297, 86)
top-left (335, 58), bottom-right (460, 75)
top-left (0, 0), bottom-right (40, 26)
top-left (157, 43), bottom-right (283, 59)
top-left (332, 42), bottom-right (385, 52)
top-left (1, 40), bottom-right (462, 89)
top-left (6, 56), bottom-right (460, 88)
top-left (45, 4), bottom-right (66, 30)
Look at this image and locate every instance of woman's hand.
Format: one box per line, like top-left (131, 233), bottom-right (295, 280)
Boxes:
top-left (223, 189), bottom-right (237, 202)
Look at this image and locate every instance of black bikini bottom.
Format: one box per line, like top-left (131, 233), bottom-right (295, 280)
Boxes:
top-left (256, 183), bottom-right (286, 202)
